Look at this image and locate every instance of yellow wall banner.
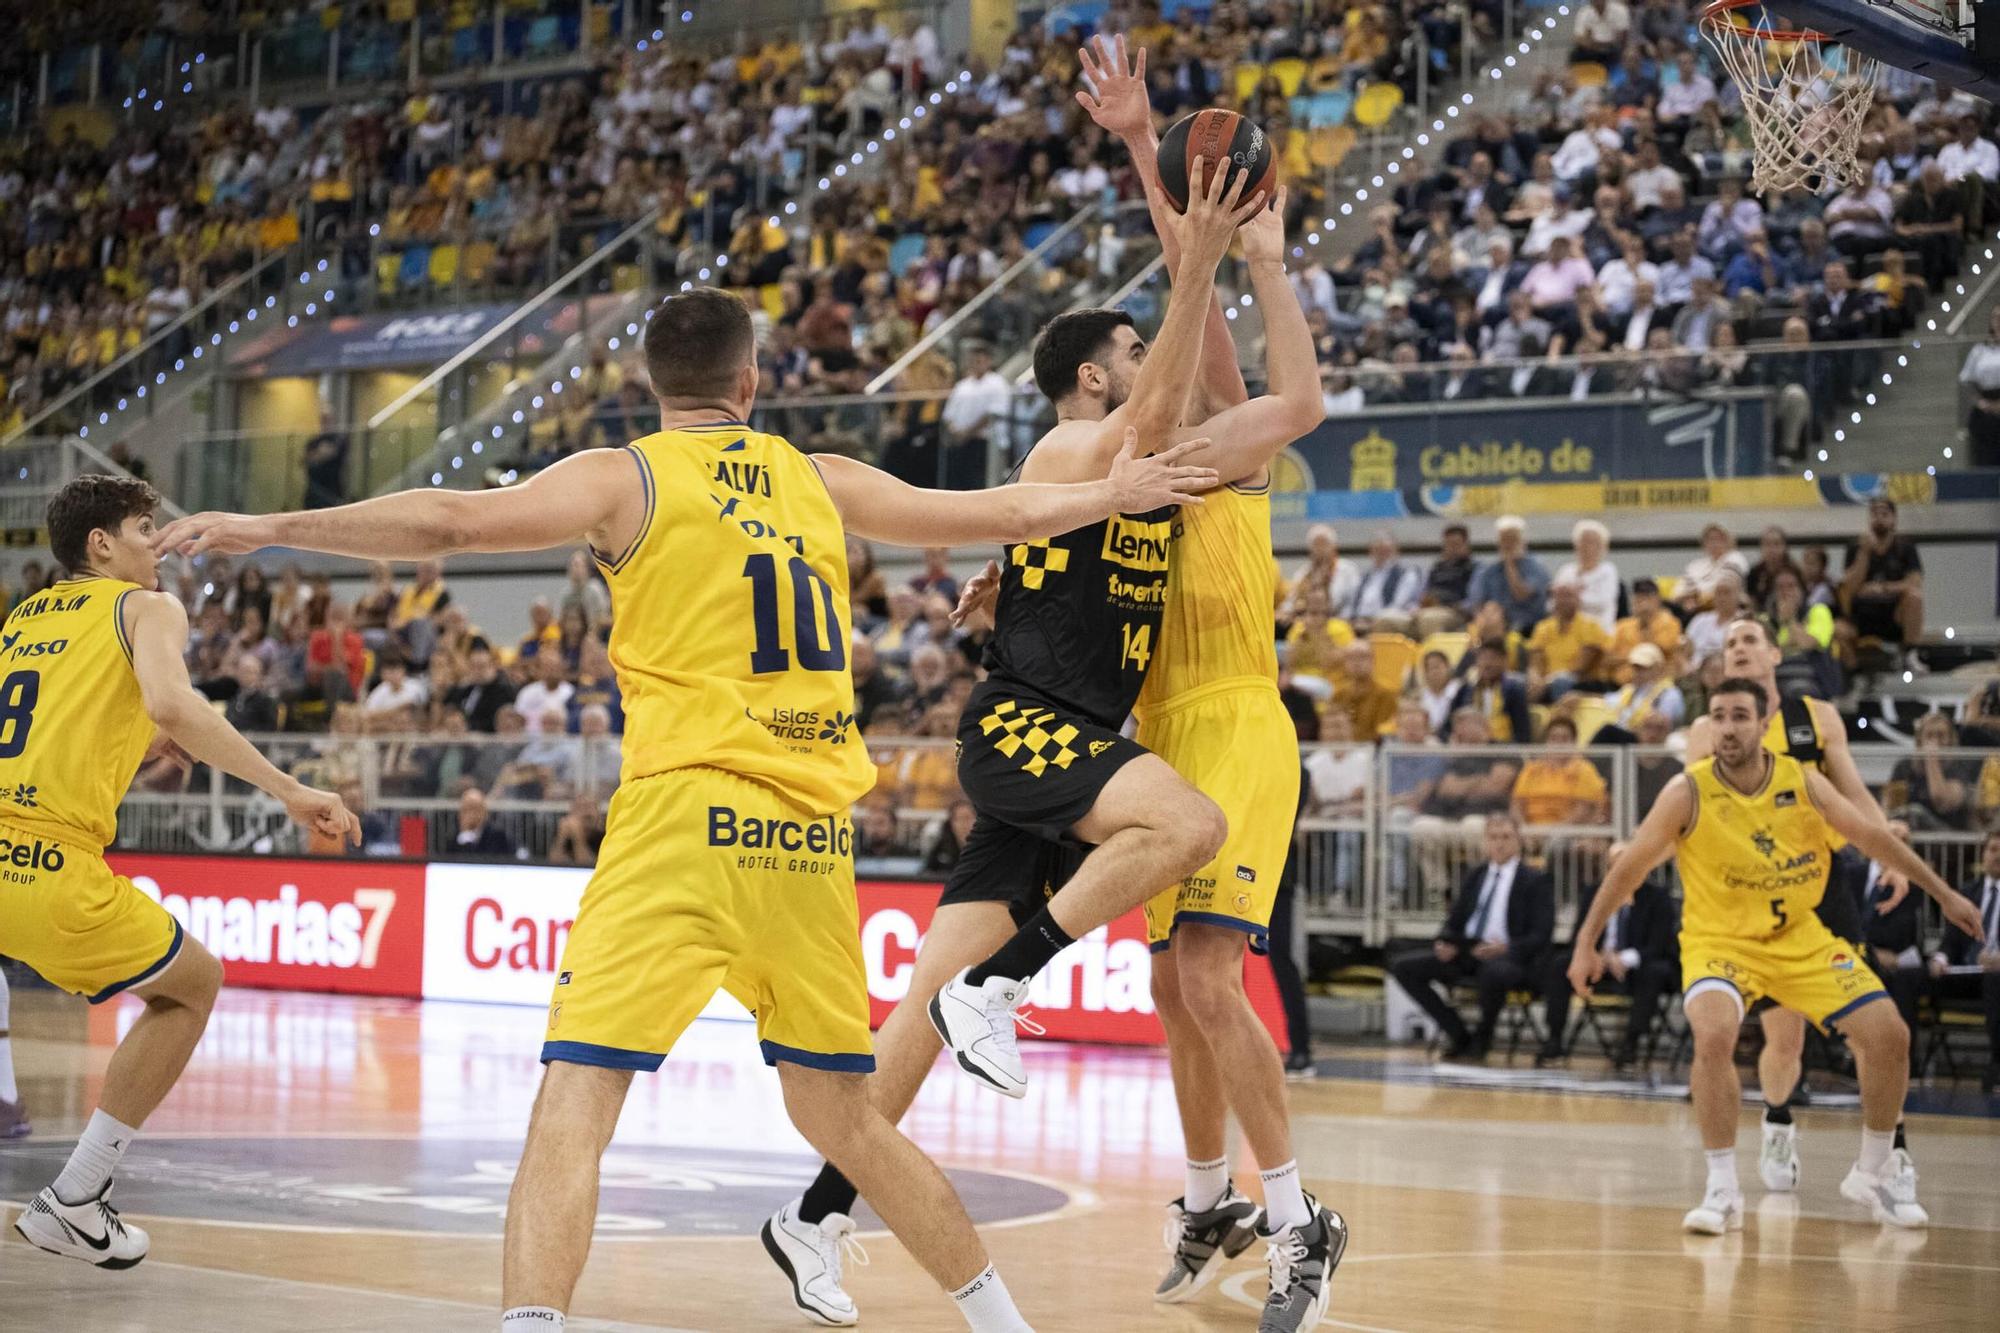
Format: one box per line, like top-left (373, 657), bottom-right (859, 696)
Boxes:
top-left (1440, 475), bottom-right (1829, 516)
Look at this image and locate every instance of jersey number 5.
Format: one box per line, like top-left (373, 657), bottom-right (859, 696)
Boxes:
top-left (1769, 897), bottom-right (1788, 930)
top-left (744, 553), bottom-right (847, 673)
top-left (0, 670), bottom-right (38, 760)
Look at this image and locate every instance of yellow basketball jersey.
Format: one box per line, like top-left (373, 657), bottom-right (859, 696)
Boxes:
top-left (600, 424), bottom-right (873, 815)
top-left (0, 577), bottom-right (155, 851)
top-left (1678, 754), bottom-right (1832, 942)
top-left (1137, 480), bottom-right (1279, 711)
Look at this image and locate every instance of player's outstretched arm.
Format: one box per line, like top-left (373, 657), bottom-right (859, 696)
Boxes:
top-left (1171, 188), bottom-right (1324, 484)
top-left (1569, 775), bottom-right (1689, 995)
top-left (1077, 34), bottom-right (1248, 415)
top-left (1811, 697), bottom-right (1894, 837)
top-left (1805, 769), bottom-right (1985, 941)
top-left (815, 428), bottom-right (1215, 547)
top-left (126, 592), bottom-right (358, 846)
top-left (153, 449), bottom-right (640, 562)
top-left (1101, 154), bottom-right (1265, 460)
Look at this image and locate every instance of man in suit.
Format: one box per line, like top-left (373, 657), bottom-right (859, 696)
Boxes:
top-left (1389, 814), bottom-right (1556, 1061)
top-left (1540, 854), bottom-right (1678, 1068)
top-left (1899, 830), bottom-right (2000, 1091)
top-left (450, 786), bottom-right (519, 859)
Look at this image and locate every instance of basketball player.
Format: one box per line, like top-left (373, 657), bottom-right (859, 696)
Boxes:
top-left (765, 136), bottom-right (1322, 1328)
top-left (1683, 616), bottom-right (1896, 1195)
top-left (1570, 677), bottom-right (1983, 1234)
top-left (0, 971), bottom-right (25, 1138)
top-left (1074, 36), bottom-right (1348, 1331)
top-left (154, 288), bottom-right (1217, 1333)
top-left (3, 474), bottom-right (358, 1269)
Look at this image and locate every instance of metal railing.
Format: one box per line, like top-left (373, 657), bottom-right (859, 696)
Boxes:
top-left (111, 734), bottom-right (1999, 941)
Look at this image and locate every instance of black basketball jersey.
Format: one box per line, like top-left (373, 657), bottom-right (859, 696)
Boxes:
top-left (980, 502), bottom-right (1179, 729)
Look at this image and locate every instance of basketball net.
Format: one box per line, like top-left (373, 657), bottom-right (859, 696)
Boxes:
top-left (1700, 1), bottom-right (1880, 193)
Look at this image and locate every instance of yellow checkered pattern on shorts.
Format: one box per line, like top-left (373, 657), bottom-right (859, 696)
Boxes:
top-left (1009, 540), bottom-right (1069, 590)
top-left (977, 699), bottom-right (1081, 777)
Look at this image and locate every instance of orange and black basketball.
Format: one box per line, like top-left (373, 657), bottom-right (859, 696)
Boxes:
top-left (1156, 108), bottom-right (1277, 213)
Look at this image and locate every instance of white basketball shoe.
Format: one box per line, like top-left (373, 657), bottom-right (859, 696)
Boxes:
top-left (14, 1182), bottom-right (149, 1269)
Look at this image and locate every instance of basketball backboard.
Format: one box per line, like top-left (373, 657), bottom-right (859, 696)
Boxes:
top-left (1777, 0), bottom-right (2000, 100)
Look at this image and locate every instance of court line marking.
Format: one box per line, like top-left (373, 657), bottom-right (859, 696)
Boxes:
top-left (0, 1134), bottom-right (1093, 1244)
top-left (1217, 1247), bottom-right (2000, 1323)
top-left (107, 1257), bottom-right (708, 1333)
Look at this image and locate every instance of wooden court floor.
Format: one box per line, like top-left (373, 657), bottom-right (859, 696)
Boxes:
top-left (1, 988), bottom-right (1995, 1331)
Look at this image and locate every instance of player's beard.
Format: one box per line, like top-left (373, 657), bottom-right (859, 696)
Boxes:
top-left (1101, 369), bottom-right (1133, 413)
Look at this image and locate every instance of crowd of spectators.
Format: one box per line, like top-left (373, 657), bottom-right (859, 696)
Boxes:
top-left (1277, 0), bottom-right (2000, 462)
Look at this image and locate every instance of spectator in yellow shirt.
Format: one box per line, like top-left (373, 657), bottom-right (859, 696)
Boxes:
top-left (1284, 585), bottom-right (1358, 683)
top-left (1511, 716), bottom-right (1610, 827)
top-left (1328, 642), bottom-right (1399, 739)
top-left (1526, 579), bottom-right (1610, 701)
top-left (1606, 576), bottom-right (1683, 682)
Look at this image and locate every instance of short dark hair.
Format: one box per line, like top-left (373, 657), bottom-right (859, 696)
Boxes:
top-left (643, 287), bottom-right (755, 403)
top-left (1729, 613), bottom-right (1776, 647)
top-left (45, 473), bottom-right (160, 574)
top-left (1031, 308), bottom-right (1133, 404)
top-left (1544, 716), bottom-right (1578, 740)
top-left (1869, 495), bottom-right (1898, 514)
top-left (1478, 640), bottom-right (1508, 658)
top-left (1442, 523), bottom-right (1468, 540)
top-left (1712, 675), bottom-right (1769, 714)
top-left (1632, 576), bottom-right (1659, 596)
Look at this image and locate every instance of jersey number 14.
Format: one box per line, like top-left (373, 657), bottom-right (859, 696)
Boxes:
top-left (1121, 622), bottom-right (1153, 672)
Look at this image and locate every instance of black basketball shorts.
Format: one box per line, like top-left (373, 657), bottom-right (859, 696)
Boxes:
top-left (937, 815), bottom-right (1087, 925)
top-left (953, 681), bottom-right (1151, 842)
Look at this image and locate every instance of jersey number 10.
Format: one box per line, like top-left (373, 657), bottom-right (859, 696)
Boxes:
top-left (744, 553), bottom-right (847, 674)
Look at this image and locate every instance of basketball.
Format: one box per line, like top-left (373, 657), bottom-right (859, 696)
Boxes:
top-left (1155, 108), bottom-right (1278, 213)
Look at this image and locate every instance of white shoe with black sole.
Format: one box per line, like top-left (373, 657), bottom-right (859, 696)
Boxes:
top-left (760, 1200), bottom-right (866, 1326)
top-left (14, 1183), bottom-right (149, 1269)
top-left (928, 967), bottom-right (1035, 1099)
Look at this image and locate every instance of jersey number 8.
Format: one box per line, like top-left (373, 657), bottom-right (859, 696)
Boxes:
top-left (0, 669), bottom-right (40, 760)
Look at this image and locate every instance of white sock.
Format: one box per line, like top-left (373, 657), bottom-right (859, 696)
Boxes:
top-left (499, 1309), bottom-right (565, 1331)
top-left (1185, 1155), bottom-right (1230, 1212)
top-left (52, 1109), bottom-right (138, 1205)
top-left (951, 1263), bottom-right (1031, 1332)
top-left (1858, 1127), bottom-right (1895, 1176)
top-left (1704, 1147), bottom-right (1739, 1194)
top-left (1259, 1159), bottom-right (1311, 1231)
top-left (0, 972), bottom-right (17, 1102)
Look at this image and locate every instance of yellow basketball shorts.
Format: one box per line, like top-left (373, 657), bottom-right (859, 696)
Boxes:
top-left (541, 766), bottom-right (873, 1073)
top-left (1681, 914), bottom-right (1888, 1032)
top-left (1136, 681), bottom-right (1301, 956)
top-left (0, 823), bottom-right (182, 1003)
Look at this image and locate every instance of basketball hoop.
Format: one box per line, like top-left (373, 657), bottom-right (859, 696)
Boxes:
top-left (1699, 0), bottom-right (1881, 194)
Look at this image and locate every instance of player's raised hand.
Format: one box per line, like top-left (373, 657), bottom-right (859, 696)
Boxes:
top-left (1107, 426), bottom-right (1217, 511)
top-left (285, 781), bottom-right (362, 848)
top-left (1168, 154), bottom-right (1264, 269)
top-left (1567, 940), bottom-right (1605, 998)
top-left (1941, 887), bottom-right (1987, 945)
top-left (152, 511), bottom-right (273, 559)
top-left (1238, 184), bottom-right (1288, 264)
top-left (950, 559), bottom-right (1002, 632)
top-left (1075, 33), bottom-right (1150, 138)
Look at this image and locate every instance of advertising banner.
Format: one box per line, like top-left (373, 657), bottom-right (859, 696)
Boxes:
top-left (1280, 392), bottom-right (1771, 500)
top-left (96, 856), bottom-right (1286, 1050)
top-left (856, 879), bottom-right (1287, 1047)
top-left (113, 853), bottom-right (427, 998)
